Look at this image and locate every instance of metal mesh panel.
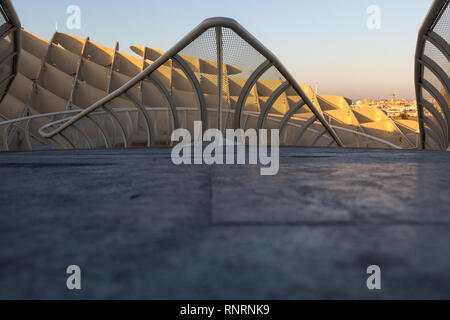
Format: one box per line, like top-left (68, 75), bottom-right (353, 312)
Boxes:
top-left (0, 1), bottom-right (22, 151)
top-left (0, 3), bottom-right (19, 99)
top-left (432, 1), bottom-right (450, 43)
top-left (222, 27), bottom-right (264, 132)
top-left (421, 77), bottom-right (447, 151)
top-left (13, 18), bottom-right (345, 151)
top-left (221, 28), bottom-right (265, 79)
top-left (180, 28), bottom-right (217, 63)
top-left (424, 41), bottom-right (449, 77)
top-left (422, 88), bottom-right (442, 113)
top-left (216, 27), bottom-right (332, 147)
top-left (0, 7), bottom-right (6, 27)
top-left (179, 27), bottom-right (217, 132)
top-left (176, 26), bottom-right (333, 147)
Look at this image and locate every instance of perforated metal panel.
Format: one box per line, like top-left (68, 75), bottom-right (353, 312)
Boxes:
top-left (416, 0), bottom-right (450, 150)
top-left (0, 0), bottom-right (21, 150)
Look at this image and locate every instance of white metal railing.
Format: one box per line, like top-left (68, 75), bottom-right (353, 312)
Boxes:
top-left (1, 107), bottom-right (405, 151)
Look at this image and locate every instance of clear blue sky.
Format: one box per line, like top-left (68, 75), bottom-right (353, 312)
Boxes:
top-left (14, 0), bottom-right (434, 100)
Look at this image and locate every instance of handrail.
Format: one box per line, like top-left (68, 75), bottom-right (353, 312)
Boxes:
top-left (38, 17), bottom-right (343, 147)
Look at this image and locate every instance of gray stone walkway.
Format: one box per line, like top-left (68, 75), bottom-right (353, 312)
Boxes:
top-left (0, 147), bottom-right (450, 299)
